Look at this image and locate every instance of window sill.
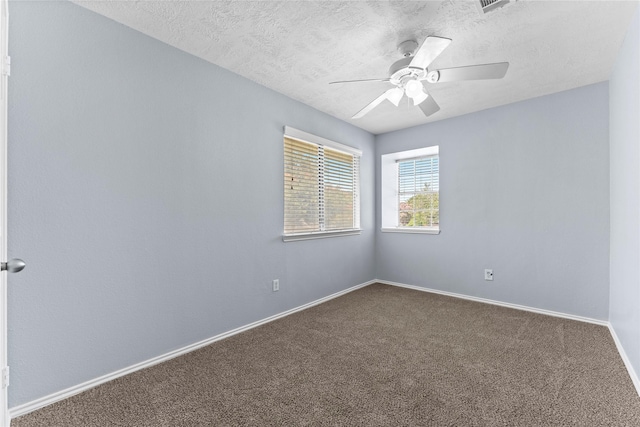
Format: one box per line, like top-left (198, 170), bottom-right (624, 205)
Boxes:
top-left (381, 227), bottom-right (440, 235)
top-left (282, 229), bottom-right (362, 242)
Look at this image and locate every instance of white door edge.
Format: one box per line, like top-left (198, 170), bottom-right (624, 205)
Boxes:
top-left (0, 0), bottom-right (9, 425)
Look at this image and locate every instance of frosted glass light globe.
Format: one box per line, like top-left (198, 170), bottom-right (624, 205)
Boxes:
top-left (404, 80), bottom-right (423, 98)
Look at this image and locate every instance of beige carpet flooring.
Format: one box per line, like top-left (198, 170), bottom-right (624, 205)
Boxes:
top-left (12, 283), bottom-right (640, 426)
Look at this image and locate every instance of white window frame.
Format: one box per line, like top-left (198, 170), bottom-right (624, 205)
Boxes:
top-left (381, 145), bottom-right (440, 235)
top-left (283, 126), bottom-right (361, 242)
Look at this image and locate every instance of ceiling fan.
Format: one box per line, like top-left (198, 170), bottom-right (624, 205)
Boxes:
top-left (330, 36), bottom-right (509, 119)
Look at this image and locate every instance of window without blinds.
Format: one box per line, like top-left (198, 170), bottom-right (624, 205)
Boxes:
top-left (284, 136), bottom-right (359, 236)
top-left (398, 156), bottom-right (439, 228)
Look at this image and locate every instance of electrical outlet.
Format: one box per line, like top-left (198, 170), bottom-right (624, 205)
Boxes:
top-left (484, 269), bottom-right (494, 281)
top-left (272, 279), bottom-right (279, 292)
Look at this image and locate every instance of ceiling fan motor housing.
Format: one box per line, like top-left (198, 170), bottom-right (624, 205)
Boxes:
top-left (389, 57), bottom-right (427, 86)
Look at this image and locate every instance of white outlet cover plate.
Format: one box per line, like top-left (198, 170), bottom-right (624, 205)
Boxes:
top-left (484, 269), bottom-right (493, 281)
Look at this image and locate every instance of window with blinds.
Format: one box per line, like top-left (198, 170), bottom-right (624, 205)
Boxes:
top-left (398, 156), bottom-right (439, 228)
top-left (324, 147), bottom-right (358, 231)
top-left (283, 129), bottom-right (360, 239)
top-left (284, 137), bottom-right (320, 234)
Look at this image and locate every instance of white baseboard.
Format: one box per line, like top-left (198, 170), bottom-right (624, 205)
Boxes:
top-left (608, 324), bottom-right (640, 397)
top-left (376, 279), bottom-right (609, 326)
top-left (9, 280), bottom-right (376, 420)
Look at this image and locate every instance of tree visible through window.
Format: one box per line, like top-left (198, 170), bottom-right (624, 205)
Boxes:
top-left (398, 156), bottom-right (439, 228)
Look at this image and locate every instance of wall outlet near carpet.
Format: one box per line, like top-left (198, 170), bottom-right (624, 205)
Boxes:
top-left (484, 269), bottom-right (494, 281)
top-left (272, 279), bottom-right (280, 292)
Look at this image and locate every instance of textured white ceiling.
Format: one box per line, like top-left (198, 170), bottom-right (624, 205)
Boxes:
top-left (73, 0), bottom-right (638, 134)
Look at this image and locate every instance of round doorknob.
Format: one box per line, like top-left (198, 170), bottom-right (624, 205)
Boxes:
top-left (2, 259), bottom-right (26, 273)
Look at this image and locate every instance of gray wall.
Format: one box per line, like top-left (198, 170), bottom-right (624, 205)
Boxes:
top-left (610, 6), bottom-right (640, 383)
top-left (7, 1), bottom-right (375, 407)
top-left (375, 83), bottom-right (610, 320)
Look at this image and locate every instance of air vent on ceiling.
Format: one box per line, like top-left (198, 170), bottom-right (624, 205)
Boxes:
top-left (479, 0), bottom-right (510, 14)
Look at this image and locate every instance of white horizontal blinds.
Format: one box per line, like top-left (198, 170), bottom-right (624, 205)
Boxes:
top-left (398, 155), bottom-right (439, 227)
top-left (284, 137), bottom-right (320, 233)
top-left (283, 128), bottom-right (360, 236)
top-left (324, 147), bottom-right (356, 231)
top-left (353, 155), bottom-right (360, 229)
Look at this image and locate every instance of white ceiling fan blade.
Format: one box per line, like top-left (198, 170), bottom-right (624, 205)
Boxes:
top-left (409, 36), bottom-right (452, 70)
top-left (329, 78), bottom-right (390, 84)
top-left (433, 62), bottom-right (509, 83)
top-left (352, 88), bottom-right (403, 119)
top-left (352, 91), bottom-right (390, 119)
top-left (418, 95), bottom-right (440, 117)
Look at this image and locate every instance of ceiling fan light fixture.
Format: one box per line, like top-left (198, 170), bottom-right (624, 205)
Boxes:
top-left (404, 79), bottom-right (423, 98)
top-left (387, 87), bottom-right (404, 106)
top-left (412, 91), bottom-right (429, 106)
